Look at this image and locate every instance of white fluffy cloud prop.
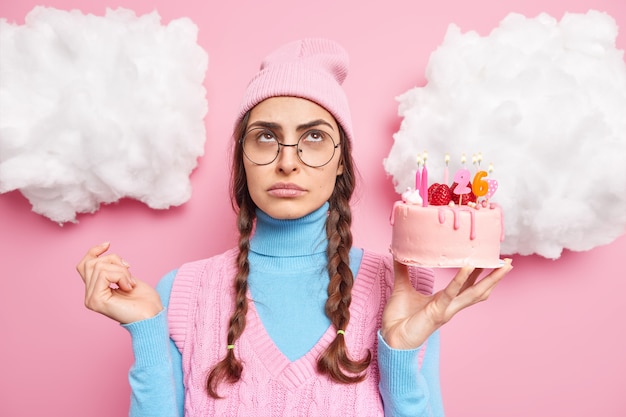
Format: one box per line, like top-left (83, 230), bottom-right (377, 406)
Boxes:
top-left (0, 7), bottom-right (208, 224)
top-left (384, 10), bottom-right (626, 259)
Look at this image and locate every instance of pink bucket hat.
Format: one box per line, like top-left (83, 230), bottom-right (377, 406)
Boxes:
top-left (237, 38), bottom-right (353, 143)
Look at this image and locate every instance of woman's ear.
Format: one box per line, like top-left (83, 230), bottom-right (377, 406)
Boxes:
top-left (336, 163), bottom-right (344, 176)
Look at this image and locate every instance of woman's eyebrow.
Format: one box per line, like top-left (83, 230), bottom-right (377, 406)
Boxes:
top-left (246, 121), bottom-right (282, 131)
top-left (246, 119), bottom-right (335, 132)
top-left (297, 119), bottom-right (335, 132)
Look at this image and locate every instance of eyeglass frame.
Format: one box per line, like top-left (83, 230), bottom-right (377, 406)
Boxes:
top-left (240, 127), bottom-right (341, 168)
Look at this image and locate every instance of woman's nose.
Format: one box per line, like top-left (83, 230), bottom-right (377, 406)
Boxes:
top-left (275, 141), bottom-right (301, 172)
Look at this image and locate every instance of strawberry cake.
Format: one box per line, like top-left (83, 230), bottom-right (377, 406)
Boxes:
top-left (390, 166), bottom-right (504, 268)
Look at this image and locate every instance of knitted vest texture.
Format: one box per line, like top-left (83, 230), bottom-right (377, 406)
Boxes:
top-left (168, 248), bottom-right (435, 417)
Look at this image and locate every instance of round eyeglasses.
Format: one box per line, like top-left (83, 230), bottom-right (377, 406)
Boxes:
top-left (241, 127), bottom-right (340, 168)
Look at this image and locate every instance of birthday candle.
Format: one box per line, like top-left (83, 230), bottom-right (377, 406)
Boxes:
top-left (443, 153), bottom-right (450, 184)
top-left (471, 171), bottom-right (489, 197)
top-left (415, 155), bottom-right (422, 190)
top-left (452, 168), bottom-right (472, 204)
top-left (420, 153), bottom-right (428, 207)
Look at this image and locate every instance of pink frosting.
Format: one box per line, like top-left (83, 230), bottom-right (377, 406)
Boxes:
top-left (390, 202), bottom-right (504, 268)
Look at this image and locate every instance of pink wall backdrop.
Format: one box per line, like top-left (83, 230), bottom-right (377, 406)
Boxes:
top-left (1, 0), bottom-right (625, 416)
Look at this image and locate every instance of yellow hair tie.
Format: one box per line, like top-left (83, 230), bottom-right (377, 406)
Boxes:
top-left (227, 344), bottom-right (235, 350)
top-left (337, 330), bottom-right (345, 335)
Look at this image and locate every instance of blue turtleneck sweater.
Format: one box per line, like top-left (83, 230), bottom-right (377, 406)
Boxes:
top-left (247, 202), bottom-right (363, 360)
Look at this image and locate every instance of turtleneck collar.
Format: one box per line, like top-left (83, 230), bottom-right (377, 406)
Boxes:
top-left (250, 202), bottom-right (329, 257)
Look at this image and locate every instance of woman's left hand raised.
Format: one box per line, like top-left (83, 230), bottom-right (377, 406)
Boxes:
top-left (381, 259), bottom-right (513, 349)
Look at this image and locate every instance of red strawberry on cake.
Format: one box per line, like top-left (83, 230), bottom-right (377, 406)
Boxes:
top-left (427, 183), bottom-right (452, 206)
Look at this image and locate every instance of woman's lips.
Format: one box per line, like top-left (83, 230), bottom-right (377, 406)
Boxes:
top-left (267, 183), bottom-right (306, 198)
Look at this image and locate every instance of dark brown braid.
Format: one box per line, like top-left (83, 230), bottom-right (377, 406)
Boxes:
top-left (207, 114), bottom-right (369, 398)
top-left (206, 114), bottom-right (257, 399)
top-left (317, 126), bottom-right (371, 382)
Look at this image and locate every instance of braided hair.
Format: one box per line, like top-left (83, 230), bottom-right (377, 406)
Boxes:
top-left (206, 112), bottom-right (370, 398)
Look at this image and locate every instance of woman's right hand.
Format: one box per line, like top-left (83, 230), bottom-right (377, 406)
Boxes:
top-left (76, 242), bottom-right (163, 324)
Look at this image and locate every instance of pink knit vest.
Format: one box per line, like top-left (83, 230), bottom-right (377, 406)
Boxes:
top-left (168, 248), bottom-right (434, 416)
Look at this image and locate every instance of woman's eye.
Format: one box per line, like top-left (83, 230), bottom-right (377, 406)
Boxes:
top-left (258, 131), bottom-right (276, 142)
top-left (303, 130), bottom-right (325, 143)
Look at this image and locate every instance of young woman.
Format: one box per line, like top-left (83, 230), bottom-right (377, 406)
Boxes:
top-left (77, 38), bottom-right (513, 417)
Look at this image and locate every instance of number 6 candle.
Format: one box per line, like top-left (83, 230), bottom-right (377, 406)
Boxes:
top-left (472, 171), bottom-right (489, 197)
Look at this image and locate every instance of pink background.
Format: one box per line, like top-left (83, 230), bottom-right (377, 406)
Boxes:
top-left (1, 0), bottom-right (625, 416)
